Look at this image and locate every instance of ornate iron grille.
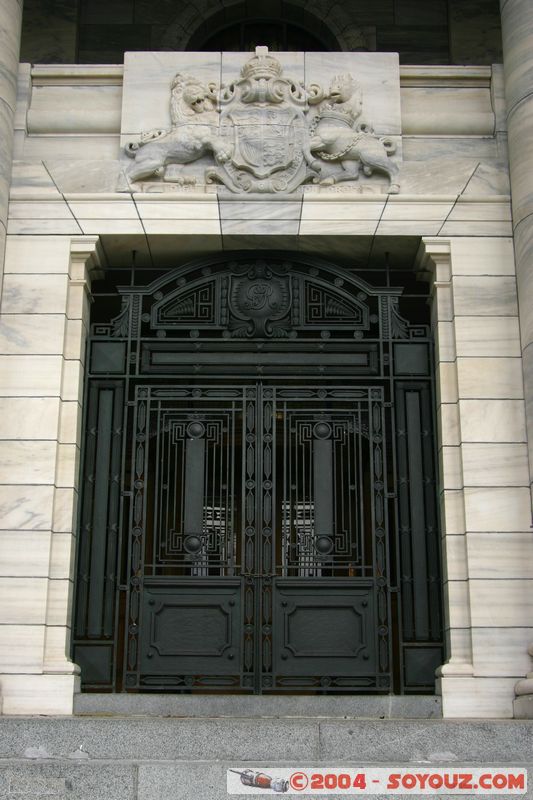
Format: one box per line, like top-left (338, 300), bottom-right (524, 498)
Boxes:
top-left (73, 253), bottom-right (443, 694)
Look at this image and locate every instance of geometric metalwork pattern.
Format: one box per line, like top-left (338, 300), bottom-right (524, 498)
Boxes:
top-left (73, 252), bottom-right (443, 694)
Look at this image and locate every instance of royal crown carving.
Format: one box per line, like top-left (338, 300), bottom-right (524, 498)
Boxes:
top-left (121, 47), bottom-right (400, 195)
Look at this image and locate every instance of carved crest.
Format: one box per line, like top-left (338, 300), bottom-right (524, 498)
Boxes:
top-left (228, 263), bottom-right (292, 337)
top-left (121, 47), bottom-right (400, 195)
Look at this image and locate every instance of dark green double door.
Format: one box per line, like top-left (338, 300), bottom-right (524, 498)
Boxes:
top-left (122, 379), bottom-right (389, 693)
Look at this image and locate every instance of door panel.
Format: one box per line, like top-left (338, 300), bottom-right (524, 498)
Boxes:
top-left (121, 382), bottom-right (390, 692)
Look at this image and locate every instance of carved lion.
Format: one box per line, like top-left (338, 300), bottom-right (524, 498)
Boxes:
top-left (121, 73), bottom-right (232, 186)
top-left (310, 73), bottom-right (400, 194)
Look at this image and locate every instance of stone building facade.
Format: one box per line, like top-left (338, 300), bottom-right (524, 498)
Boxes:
top-left (1, 0), bottom-right (533, 726)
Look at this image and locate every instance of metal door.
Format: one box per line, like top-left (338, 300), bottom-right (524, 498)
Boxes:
top-left (73, 253), bottom-right (443, 693)
top-left (122, 381), bottom-right (389, 692)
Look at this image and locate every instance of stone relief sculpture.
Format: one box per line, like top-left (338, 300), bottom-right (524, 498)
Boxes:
top-left (121, 47), bottom-right (400, 194)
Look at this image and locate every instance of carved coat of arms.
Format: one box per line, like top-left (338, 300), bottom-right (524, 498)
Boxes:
top-left (121, 47), bottom-right (400, 195)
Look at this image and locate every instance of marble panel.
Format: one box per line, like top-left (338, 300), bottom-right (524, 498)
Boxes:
top-left (21, 136), bottom-right (120, 162)
top-left (432, 285), bottom-right (454, 324)
top-left (469, 580), bottom-right (533, 628)
top-left (467, 533), bottom-right (533, 580)
top-left (444, 627), bottom-right (473, 666)
top-left (304, 53), bottom-right (401, 136)
top-left (439, 677), bottom-right (516, 719)
top-left (1, 274), bottom-right (68, 315)
top-left (435, 362), bottom-right (458, 405)
top-left (472, 628), bottom-right (533, 677)
top-left (433, 320), bottom-right (456, 363)
top-left (49, 533), bottom-right (75, 580)
top-left (0, 397), bottom-right (60, 440)
top-left (60, 360), bottom-right (84, 403)
top-left (514, 223), bottom-right (533, 349)
top-left (46, 160), bottom-right (126, 195)
top-left (143, 219), bottom-right (222, 236)
top-left (67, 284), bottom-right (90, 322)
top-left (454, 317), bottom-right (521, 358)
top-left (499, 0), bottom-right (533, 113)
top-left (447, 201), bottom-right (512, 223)
top-left (46, 578), bottom-right (73, 626)
top-left (401, 88), bottom-right (494, 136)
top-left (440, 220), bottom-right (513, 237)
top-left (0, 314), bottom-right (65, 356)
top-left (300, 199), bottom-right (384, 221)
top-left (0, 673), bottom-right (79, 715)
top-left (121, 52), bottom-right (222, 136)
top-left (64, 320), bottom-right (86, 363)
top-left (400, 159), bottom-right (505, 197)
top-left (52, 487), bottom-right (78, 534)
top-left (298, 219), bottom-right (380, 236)
top-left (461, 162), bottom-right (511, 197)
top-left (66, 199), bottom-right (138, 220)
top-left (462, 443), bottom-right (529, 487)
top-left (0, 0), bottom-right (22, 112)
top-left (58, 402), bottom-right (82, 445)
top-left (135, 199), bottom-right (220, 220)
top-left (439, 490), bottom-right (466, 536)
top-left (381, 198), bottom-right (454, 222)
top-left (443, 579), bottom-right (470, 629)
top-left (0, 440), bottom-right (57, 485)
top-left (402, 138), bottom-right (498, 162)
top-left (77, 218), bottom-right (145, 235)
top-left (3, 235), bottom-right (71, 274)
top-left (44, 620), bottom-right (71, 661)
top-left (453, 276), bottom-right (518, 317)
top-left (458, 399), bottom-right (526, 443)
top-left (456, 357), bottom-right (524, 400)
top-left (0, 355), bottom-right (63, 397)
top-left (449, 237), bottom-right (516, 277)
top-left (220, 200), bottom-right (302, 222)
top-left (0, 485), bottom-right (54, 531)
top-left (0, 625), bottom-right (45, 672)
top-left (9, 162), bottom-right (62, 199)
top-left (7, 218), bottom-right (82, 236)
top-left (8, 200), bottom-right (74, 220)
top-left (441, 534), bottom-right (468, 582)
top-left (0, 98), bottom-right (15, 226)
top-left (438, 402), bottom-right (460, 447)
top-left (439, 445), bottom-right (463, 491)
top-left (0, 577), bottom-right (48, 624)
top-left (55, 444), bottom-right (80, 489)
top-left (463, 487), bottom-right (532, 533)
top-left (0, 531), bottom-right (52, 577)
top-left (375, 220), bottom-right (442, 236)
top-left (222, 218), bottom-right (300, 237)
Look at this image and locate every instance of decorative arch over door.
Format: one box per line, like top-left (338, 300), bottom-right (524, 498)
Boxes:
top-left (73, 253), bottom-right (443, 694)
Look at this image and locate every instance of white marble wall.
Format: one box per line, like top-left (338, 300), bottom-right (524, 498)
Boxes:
top-left (0, 234), bottom-right (101, 715)
top-left (419, 236), bottom-right (533, 718)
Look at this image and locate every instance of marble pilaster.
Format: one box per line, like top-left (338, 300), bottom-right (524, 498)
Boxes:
top-left (0, 0), bottom-right (22, 290)
top-left (0, 234), bottom-right (103, 716)
top-left (499, 0), bottom-right (533, 714)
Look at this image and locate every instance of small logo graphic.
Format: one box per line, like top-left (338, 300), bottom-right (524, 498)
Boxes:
top-left (229, 769), bottom-right (289, 793)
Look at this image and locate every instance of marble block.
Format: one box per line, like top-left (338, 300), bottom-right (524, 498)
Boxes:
top-left (121, 51), bottom-right (222, 136)
top-left (304, 52), bottom-right (401, 136)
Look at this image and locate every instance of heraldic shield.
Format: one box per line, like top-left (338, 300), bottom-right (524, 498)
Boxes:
top-left (227, 263), bottom-right (292, 338)
top-left (229, 108), bottom-right (299, 179)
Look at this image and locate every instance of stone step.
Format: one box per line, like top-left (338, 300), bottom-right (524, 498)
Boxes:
top-left (0, 717), bottom-right (532, 799)
top-left (73, 693), bottom-right (442, 719)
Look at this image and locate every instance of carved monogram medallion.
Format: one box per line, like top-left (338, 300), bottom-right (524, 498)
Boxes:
top-left (227, 263), bottom-right (292, 337)
top-left (121, 47), bottom-right (400, 195)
